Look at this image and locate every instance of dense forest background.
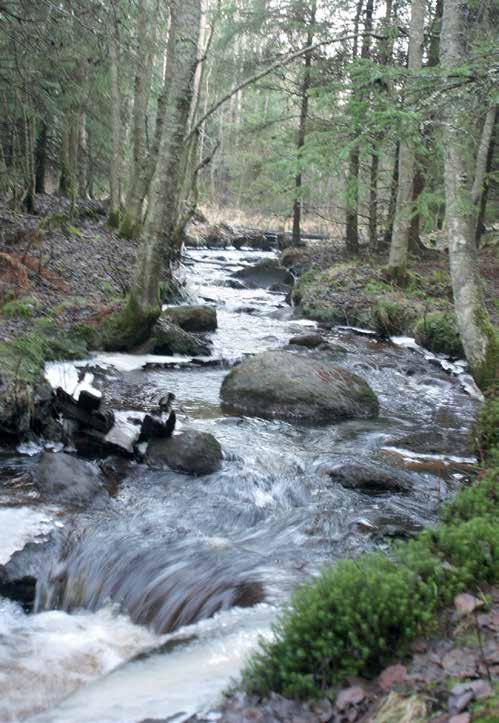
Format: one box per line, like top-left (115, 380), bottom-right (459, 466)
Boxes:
top-left (0, 0), bottom-right (497, 385)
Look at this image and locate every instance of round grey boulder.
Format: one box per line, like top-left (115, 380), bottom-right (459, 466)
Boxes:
top-left (220, 350), bottom-right (379, 422)
top-left (34, 451), bottom-right (106, 505)
top-left (288, 332), bottom-right (324, 349)
top-left (147, 430), bottom-right (223, 475)
top-left (232, 259), bottom-right (294, 289)
top-left (162, 305), bottom-right (217, 333)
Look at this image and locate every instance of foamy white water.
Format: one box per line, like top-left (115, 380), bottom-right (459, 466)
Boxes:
top-left (0, 507), bottom-right (59, 565)
top-left (28, 605), bottom-right (274, 723)
top-left (0, 602), bottom-right (163, 722)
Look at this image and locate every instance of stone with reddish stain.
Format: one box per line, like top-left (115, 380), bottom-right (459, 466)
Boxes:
top-left (454, 593), bottom-right (484, 615)
top-left (335, 685), bottom-right (367, 710)
top-left (378, 664), bottom-right (407, 692)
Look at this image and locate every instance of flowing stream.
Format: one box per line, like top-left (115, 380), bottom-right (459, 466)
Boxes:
top-left (0, 247), bottom-right (480, 722)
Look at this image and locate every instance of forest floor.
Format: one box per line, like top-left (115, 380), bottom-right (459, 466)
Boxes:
top-left (186, 587), bottom-right (499, 723)
top-left (287, 243), bottom-right (499, 339)
top-left (0, 193), bottom-right (140, 343)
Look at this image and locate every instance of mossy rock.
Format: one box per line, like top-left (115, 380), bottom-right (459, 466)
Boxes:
top-left (100, 296), bottom-right (160, 351)
top-left (415, 312), bottom-right (464, 357)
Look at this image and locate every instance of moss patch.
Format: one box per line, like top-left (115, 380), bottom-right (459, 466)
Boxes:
top-left (1, 296), bottom-right (42, 319)
top-left (99, 294), bottom-right (160, 351)
top-left (292, 262), bottom-right (450, 334)
top-left (414, 311), bottom-right (464, 357)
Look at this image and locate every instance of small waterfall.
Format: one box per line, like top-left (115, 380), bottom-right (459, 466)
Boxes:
top-left (35, 529), bottom-right (266, 634)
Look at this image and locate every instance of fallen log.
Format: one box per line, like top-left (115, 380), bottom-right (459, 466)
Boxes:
top-left (54, 387), bottom-right (114, 434)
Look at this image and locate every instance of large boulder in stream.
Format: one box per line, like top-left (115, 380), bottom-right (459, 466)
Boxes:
top-left (220, 350), bottom-right (379, 422)
top-left (146, 430), bottom-right (223, 475)
top-left (162, 305), bottom-right (217, 333)
top-left (150, 317), bottom-right (212, 356)
top-left (232, 258), bottom-right (294, 290)
top-left (34, 451), bottom-right (106, 505)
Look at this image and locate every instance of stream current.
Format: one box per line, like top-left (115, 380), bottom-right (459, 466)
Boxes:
top-left (0, 247), bottom-right (480, 722)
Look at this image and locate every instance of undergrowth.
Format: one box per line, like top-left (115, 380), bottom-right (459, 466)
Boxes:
top-left (242, 397), bottom-right (499, 700)
top-left (0, 320), bottom-right (92, 383)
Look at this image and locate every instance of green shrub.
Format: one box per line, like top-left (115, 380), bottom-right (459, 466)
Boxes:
top-left (442, 468), bottom-right (498, 523)
top-left (474, 394), bottom-right (499, 458)
top-left (243, 500), bottom-right (499, 699)
top-left (1, 296), bottom-right (41, 318)
top-left (373, 298), bottom-right (412, 337)
top-left (414, 311), bottom-right (463, 357)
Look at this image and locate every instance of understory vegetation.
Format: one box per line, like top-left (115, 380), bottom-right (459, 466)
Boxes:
top-left (242, 395), bottom-right (499, 700)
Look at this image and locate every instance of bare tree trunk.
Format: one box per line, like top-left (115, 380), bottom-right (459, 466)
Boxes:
top-left (471, 105), bottom-right (497, 208)
top-left (125, 0), bottom-right (202, 340)
top-left (383, 140), bottom-right (399, 247)
top-left (475, 107), bottom-right (497, 245)
top-left (78, 111), bottom-right (89, 198)
top-left (35, 121), bottom-right (47, 194)
top-left (387, 0), bottom-right (425, 283)
top-left (368, 150), bottom-right (378, 248)
top-left (441, 0), bottom-right (496, 389)
top-left (109, 12), bottom-right (122, 227)
top-left (119, 0), bottom-right (158, 238)
top-left (345, 0), bottom-right (366, 255)
top-left (292, 0), bottom-right (316, 247)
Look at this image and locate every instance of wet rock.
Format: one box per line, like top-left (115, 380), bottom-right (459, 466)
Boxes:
top-left (323, 460), bottom-right (413, 494)
top-left (385, 430), bottom-right (474, 458)
top-left (269, 282), bottom-right (292, 294)
top-left (0, 374), bottom-right (56, 441)
top-left (0, 570), bottom-right (36, 612)
top-left (223, 278), bottom-right (248, 290)
top-left (147, 430), bottom-right (223, 475)
top-left (221, 350), bottom-right (379, 422)
top-left (288, 332), bottom-right (324, 349)
top-left (150, 318), bottom-right (212, 356)
top-left (34, 451), bottom-right (106, 505)
top-left (162, 305), bottom-right (217, 333)
top-left (280, 246), bottom-right (309, 270)
top-left (232, 258), bottom-right (294, 290)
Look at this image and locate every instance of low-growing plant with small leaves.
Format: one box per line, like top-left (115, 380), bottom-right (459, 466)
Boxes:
top-left (414, 311), bottom-right (463, 357)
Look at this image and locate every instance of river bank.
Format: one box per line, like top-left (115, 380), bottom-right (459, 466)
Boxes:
top-left (0, 199), bottom-right (496, 722)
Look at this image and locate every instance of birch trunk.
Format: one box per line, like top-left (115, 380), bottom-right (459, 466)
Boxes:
top-left (131, 0), bottom-right (202, 316)
top-left (387, 0), bottom-right (425, 282)
top-left (440, 0), bottom-right (496, 389)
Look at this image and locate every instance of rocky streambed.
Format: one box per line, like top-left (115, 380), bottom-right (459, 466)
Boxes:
top-left (0, 247), bottom-right (481, 722)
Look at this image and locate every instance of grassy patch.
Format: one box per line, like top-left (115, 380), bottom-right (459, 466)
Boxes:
top-left (293, 261), bottom-right (452, 335)
top-left (1, 296), bottom-right (41, 318)
top-left (414, 311), bottom-right (463, 357)
top-left (0, 322), bottom-right (90, 384)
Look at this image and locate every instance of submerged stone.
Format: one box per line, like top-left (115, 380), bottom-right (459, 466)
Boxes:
top-left (322, 460), bottom-right (413, 494)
